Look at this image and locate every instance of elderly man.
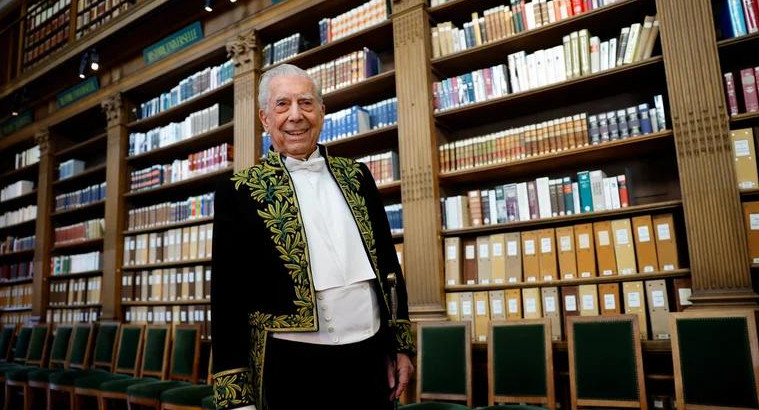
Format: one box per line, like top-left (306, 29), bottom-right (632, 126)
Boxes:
top-left (210, 63), bottom-right (415, 410)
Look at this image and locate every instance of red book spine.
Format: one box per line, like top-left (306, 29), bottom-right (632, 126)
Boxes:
top-left (571, 0), bottom-right (584, 15)
top-left (741, 68), bottom-right (759, 113)
top-left (617, 175), bottom-right (629, 207)
top-left (725, 72), bottom-right (740, 116)
top-left (743, 0), bottom-right (759, 32)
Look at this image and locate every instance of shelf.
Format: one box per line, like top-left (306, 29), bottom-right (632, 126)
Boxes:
top-left (730, 111), bottom-right (759, 125)
top-left (53, 163), bottom-right (106, 191)
top-left (51, 237), bottom-right (104, 253)
top-left (717, 32), bottom-right (759, 50)
top-left (0, 249), bottom-right (35, 261)
top-left (0, 277), bottom-right (34, 286)
top-left (263, 20), bottom-right (394, 73)
top-left (324, 125), bottom-right (398, 158)
top-left (443, 199), bottom-right (683, 236)
top-left (0, 306), bottom-right (32, 313)
top-left (127, 122), bottom-right (234, 167)
top-left (121, 299), bottom-right (211, 306)
top-left (124, 216), bottom-right (214, 236)
top-left (127, 82), bottom-right (234, 132)
top-left (47, 304), bottom-right (102, 309)
top-left (124, 167), bottom-right (233, 205)
top-left (439, 131), bottom-right (674, 186)
top-left (378, 181), bottom-right (401, 197)
top-left (49, 270), bottom-right (103, 281)
top-left (445, 268), bottom-right (690, 292)
top-left (55, 133), bottom-right (107, 159)
top-left (0, 163), bottom-right (39, 185)
top-left (434, 57), bottom-right (664, 128)
top-left (392, 232), bottom-right (403, 241)
top-left (0, 219), bottom-right (36, 235)
top-left (256, 0), bottom-right (373, 42)
top-left (122, 258), bottom-right (213, 271)
top-left (51, 200), bottom-right (105, 221)
top-left (430, 0), bottom-right (651, 77)
top-left (0, 190), bottom-right (38, 212)
top-left (323, 70), bottom-right (396, 112)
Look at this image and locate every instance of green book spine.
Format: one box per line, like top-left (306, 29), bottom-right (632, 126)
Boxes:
top-left (577, 171), bottom-right (593, 213)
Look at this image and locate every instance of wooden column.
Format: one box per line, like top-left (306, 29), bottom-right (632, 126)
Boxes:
top-left (32, 129), bottom-right (53, 321)
top-left (392, 0), bottom-right (445, 320)
top-left (657, 0), bottom-right (757, 306)
top-left (101, 93), bottom-right (129, 320)
top-left (227, 29), bottom-right (261, 170)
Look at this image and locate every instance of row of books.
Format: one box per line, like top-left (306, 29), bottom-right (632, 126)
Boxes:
top-left (1, 312), bottom-right (31, 326)
top-left (429, 0), bottom-right (620, 10)
top-left (305, 48), bottom-right (381, 95)
top-left (358, 151), bottom-right (399, 186)
top-left (46, 308), bottom-right (100, 324)
top-left (48, 276), bottom-right (101, 306)
top-left (128, 143), bottom-right (233, 192)
top-left (439, 96), bottom-right (665, 173)
top-left (51, 251), bottom-right (103, 275)
top-left (743, 201), bottom-right (759, 263)
top-left (318, 0), bottom-right (390, 45)
top-left (24, 0), bottom-right (68, 47)
top-left (0, 205), bottom-right (37, 229)
top-left (714, 0), bottom-right (759, 39)
top-left (58, 159), bottom-right (86, 180)
top-left (1, 180), bottom-right (34, 202)
top-left (433, 17), bottom-right (658, 112)
top-left (321, 98), bottom-right (398, 141)
top-left (724, 66), bottom-right (759, 116)
top-left (732, 128), bottom-right (759, 190)
top-left (15, 146), bottom-right (40, 170)
top-left (446, 277), bottom-right (691, 342)
top-left (442, 170), bottom-right (629, 230)
top-left (75, 0), bottom-right (132, 39)
top-left (445, 214), bottom-right (679, 287)
top-left (25, 0), bottom-right (70, 31)
top-left (384, 204), bottom-right (403, 234)
top-left (0, 235), bottom-right (35, 255)
top-left (123, 223), bottom-right (213, 267)
top-left (0, 284), bottom-right (33, 309)
top-left (262, 33), bottom-right (306, 67)
top-left (124, 305), bottom-right (212, 340)
top-left (127, 193), bottom-right (215, 231)
top-left (129, 103), bottom-right (233, 157)
top-left (0, 262), bottom-right (34, 282)
top-left (53, 218), bottom-right (105, 245)
top-left (23, 12), bottom-right (69, 67)
top-left (137, 60), bottom-right (234, 120)
top-left (55, 182), bottom-right (106, 212)
top-left (121, 265), bottom-right (211, 302)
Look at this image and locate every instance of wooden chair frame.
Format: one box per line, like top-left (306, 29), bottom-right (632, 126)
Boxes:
top-left (27, 325), bottom-right (73, 398)
top-left (567, 314), bottom-right (647, 410)
top-left (47, 323), bottom-right (95, 410)
top-left (488, 318), bottom-right (555, 409)
top-left (416, 321), bottom-right (472, 407)
top-left (160, 351), bottom-right (213, 410)
top-left (669, 308), bottom-right (759, 410)
top-left (5, 323), bottom-right (51, 410)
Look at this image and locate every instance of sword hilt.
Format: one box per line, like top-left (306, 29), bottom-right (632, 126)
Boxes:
top-left (388, 272), bottom-right (398, 326)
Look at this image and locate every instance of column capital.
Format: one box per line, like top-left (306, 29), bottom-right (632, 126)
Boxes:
top-left (226, 29), bottom-right (258, 73)
top-left (34, 128), bottom-right (51, 155)
top-left (101, 93), bottom-right (123, 125)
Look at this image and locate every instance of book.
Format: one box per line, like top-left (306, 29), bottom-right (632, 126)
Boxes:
top-left (730, 128), bottom-right (759, 190)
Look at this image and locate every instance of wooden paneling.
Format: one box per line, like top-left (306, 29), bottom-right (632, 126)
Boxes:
top-left (227, 29), bottom-right (260, 169)
top-left (32, 129), bottom-right (53, 319)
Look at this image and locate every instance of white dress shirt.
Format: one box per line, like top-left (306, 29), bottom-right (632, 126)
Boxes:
top-left (272, 148), bottom-right (380, 345)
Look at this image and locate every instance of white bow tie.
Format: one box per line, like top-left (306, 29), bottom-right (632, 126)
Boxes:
top-left (286, 157), bottom-right (326, 173)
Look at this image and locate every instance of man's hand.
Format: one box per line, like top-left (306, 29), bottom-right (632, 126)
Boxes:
top-left (387, 353), bottom-right (414, 400)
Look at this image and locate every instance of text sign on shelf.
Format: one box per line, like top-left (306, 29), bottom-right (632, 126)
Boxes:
top-left (143, 22), bottom-right (204, 65)
top-left (57, 77), bottom-right (100, 108)
top-left (1, 110), bottom-right (34, 136)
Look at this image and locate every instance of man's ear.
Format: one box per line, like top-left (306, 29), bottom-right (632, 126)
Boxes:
top-left (259, 108), bottom-right (268, 131)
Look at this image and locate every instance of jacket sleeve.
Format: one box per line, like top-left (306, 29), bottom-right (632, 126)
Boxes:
top-left (358, 162), bottom-right (416, 357)
top-left (211, 178), bottom-right (255, 410)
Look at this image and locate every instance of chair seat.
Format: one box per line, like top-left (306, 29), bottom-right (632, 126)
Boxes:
top-left (74, 372), bottom-right (130, 389)
top-left (126, 380), bottom-right (191, 400)
top-left (160, 384), bottom-right (214, 406)
top-left (48, 369), bottom-right (108, 386)
top-left (27, 368), bottom-right (60, 383)
top-left (99, 377), bottom-right (157, 393)
top-left (6, 366), bottom-right (49, 382)
top-left (201, 395), bottom-right (215, 410)
top-left (0, 364), bottom-right (25, 376)
top-left (475, 406), bottom-right (551, 410)
top-left (399, 403), bottom-right (472, 410)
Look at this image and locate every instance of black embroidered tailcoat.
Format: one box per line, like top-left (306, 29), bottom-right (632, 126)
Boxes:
top-left (210, 146), bottom-right (415, 410)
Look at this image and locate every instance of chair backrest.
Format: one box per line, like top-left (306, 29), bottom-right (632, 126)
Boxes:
top-left (114, 324), bottom-right (145, 376)
top-left (670, 309), bottom-right (759, 410)
top-left (140, 325), bottom-right (171, 379)
top-left (49, 325), bottom-right (74, 369)
top-left (12, 326), bottom-right (33, 364)
top-left (567, 314), bottom-right (647, 410)
top-left (488, 318), bottom-right (555, 409)
top-left (25, 323), bottom-right (51, 367)
top-left (66, 323), bottom-right (94, 370)
top-left (0, 325), bottom-right (16, 361)
top-left (169, 324), bottom-right (202, 383)
top-left (416, 322), bottom-right (472, 407)
top-left (91, 322), bottom-right (120, 370)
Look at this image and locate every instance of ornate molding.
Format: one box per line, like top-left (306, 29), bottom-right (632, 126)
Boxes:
top-left (34, 129), bottom-right (51, 155)
top-left (101, 93), bottom-right (123, 124)
top-left (226, 30), bottom-right (257, 73)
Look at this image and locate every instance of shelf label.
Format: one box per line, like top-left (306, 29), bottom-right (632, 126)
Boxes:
top-left (143, 22), bottom-right (204, 65)
top-left (1, 110), bottom-right (34, 136)
top-left (56, 76), bottom-right (99, 108)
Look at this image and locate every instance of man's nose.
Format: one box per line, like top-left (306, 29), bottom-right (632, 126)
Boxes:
top-left (287, 102), bottom-right (304, 120)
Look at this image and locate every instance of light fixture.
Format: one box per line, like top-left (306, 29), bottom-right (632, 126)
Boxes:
top-left (89, 48), bottom-right (99, 71)
top-left (78, 51), bottom-right (89, 79)
top-left (230, 0), bottom-right (237, 3)
top-left (204, 0), bottom-right (213, 12)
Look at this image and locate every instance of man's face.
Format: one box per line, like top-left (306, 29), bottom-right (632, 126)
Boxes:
top-left (259, 74), bottom-right (325, 160)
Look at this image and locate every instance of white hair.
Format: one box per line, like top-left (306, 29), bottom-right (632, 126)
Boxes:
top-left (258, 64), bottom-right (323, 111)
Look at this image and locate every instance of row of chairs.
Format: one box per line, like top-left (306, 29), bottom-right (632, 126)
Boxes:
top-left (0, 322), bottom-right (215, 410)
top-left (414, 309), bottom-right (759, 410)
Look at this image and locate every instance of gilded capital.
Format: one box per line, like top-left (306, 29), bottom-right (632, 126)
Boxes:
top-left (101, 93), bottom-right (123, 124)
top-left (226, 30), bottom-right (257, 72)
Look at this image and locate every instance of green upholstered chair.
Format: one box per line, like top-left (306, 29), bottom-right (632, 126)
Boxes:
top-left (7, 325), bottom-right (70, 410)
top-left (73, 324), bottom-right (144, 409)
top-left (199, 394), bottom-right (215, 410)
top-left (488, 319), bottom-right (555, 409)
top-left (0, 326), bottom-right (17, 363)
top-left (160, 352), bottom-right (213, 410)
top-left (0, 326), bottom-right (34, 382)
top-left (127, 324), bottom-right (203, 409)
top-left (99, 325), bottom-right (171, 410)
top-left (398, 402), bottom-right (471, 409)
top-left (670, 309), bottom-right (759, 410)
top-left (416, 322), bottom-right (472, 407)
top-left (474, 405), bottom-right (547, 409)
top-left (46, 323), bottom-right (95, 410)
top-left (567, 315), bottom-right (647, 410)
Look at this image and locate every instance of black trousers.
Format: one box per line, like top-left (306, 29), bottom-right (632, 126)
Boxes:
top-left (263, 333), bottom-right (394, 410)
